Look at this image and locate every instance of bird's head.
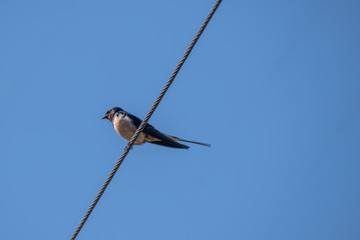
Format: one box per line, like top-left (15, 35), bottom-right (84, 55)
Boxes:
top-left (102, 107), bottom-right (123, 122)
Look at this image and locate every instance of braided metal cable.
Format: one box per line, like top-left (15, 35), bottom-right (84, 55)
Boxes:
top-left (71, 1), bottom-right (222, 239)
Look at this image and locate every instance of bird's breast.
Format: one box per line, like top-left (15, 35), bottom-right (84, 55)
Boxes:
top-left (113, 115), bottom-right (147, 145)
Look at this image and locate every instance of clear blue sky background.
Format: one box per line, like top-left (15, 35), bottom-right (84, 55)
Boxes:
top-left (1, 0), bottom-right (359, 239)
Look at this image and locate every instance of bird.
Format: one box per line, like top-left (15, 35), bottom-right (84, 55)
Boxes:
top-left (102, 107), bottom-right (210, 149)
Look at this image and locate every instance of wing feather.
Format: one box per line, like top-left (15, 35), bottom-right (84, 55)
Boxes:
top-left (127, 112), bottom-right (189, 149)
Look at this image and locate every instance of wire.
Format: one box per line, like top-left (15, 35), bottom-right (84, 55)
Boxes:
top-left (70, 1), bottom-right (222, 239)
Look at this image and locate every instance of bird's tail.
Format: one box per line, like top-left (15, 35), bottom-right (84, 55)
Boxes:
top-left (167, 135), bottom-right (211, 147)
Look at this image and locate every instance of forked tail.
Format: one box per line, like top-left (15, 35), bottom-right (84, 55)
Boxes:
top-left (167, 135), bottom-right (211, 147)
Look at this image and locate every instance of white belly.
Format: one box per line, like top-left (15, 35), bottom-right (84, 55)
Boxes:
top-left (112, 115), bottom-right (147, 145)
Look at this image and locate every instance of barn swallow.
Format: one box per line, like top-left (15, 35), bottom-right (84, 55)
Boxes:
top-left (102, 107), bottom-right (210, 149)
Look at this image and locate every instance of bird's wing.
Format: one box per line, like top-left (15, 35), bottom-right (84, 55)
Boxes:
top-left (128, 113), bottom-right (189, 149)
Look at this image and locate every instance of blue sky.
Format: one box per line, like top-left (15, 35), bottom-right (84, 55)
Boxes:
top-left (1, 0), bottom-right (360, 239)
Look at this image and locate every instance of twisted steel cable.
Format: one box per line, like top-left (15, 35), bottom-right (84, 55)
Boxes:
top-left (71, 0), bottom-right (222, 239)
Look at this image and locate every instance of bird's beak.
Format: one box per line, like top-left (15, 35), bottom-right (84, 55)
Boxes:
top-left (102, 115), bottom-right (108, 120)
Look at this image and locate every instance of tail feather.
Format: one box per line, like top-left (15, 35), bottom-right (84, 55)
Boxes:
top-left (167, 135), bottom-right (211, 147)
